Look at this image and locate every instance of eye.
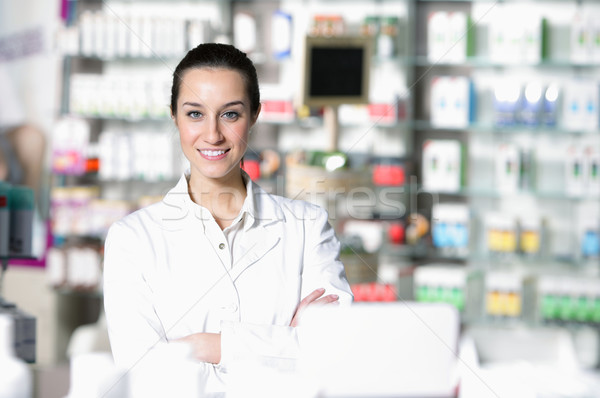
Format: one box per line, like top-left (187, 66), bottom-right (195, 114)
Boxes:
top-left (187, 111), bottom-right (202, 119)
top-left (222, 111), bottom-right (239, 120)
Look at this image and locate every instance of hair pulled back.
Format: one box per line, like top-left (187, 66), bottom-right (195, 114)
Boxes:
top-left (170, 43), bottom-right (260, 116)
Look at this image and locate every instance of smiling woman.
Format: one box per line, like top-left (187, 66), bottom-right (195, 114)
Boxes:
top-left (175, 68), bottom-right (253, 209)
top-left (102, 43), bottom-right (353, 395)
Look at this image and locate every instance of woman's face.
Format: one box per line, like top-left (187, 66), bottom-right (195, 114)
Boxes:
top-left (173, 67), bottom-right (259, 185)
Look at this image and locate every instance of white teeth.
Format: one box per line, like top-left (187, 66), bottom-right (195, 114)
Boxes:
top-left (201, 149), bottom-right (226, 156)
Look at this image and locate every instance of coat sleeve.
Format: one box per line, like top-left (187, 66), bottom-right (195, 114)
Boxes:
top-left (218, 203), bottom-right (353, 372)
top-left (103, 220), bottom-right (167, 370)
top-left (300, 204), bottom-right (354, 304)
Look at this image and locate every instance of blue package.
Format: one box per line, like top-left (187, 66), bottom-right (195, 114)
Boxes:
top-left (520, 82), bottom-right (543, 126)
top-left (542, 83), bottom-right (559, 127)
top-left (494, 83), bottom-right (521, 127)
top-left (451, 223), bottom-right (469, 248)
top-left (433, 222), bottom-right (449, 248)
top-left (582, 230), bottom-right (599, 257)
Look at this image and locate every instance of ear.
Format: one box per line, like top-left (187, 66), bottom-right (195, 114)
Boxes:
top-left (170, 106), bottom-right (177, 126)
top-left (250, 103), bottom-right (262, 127)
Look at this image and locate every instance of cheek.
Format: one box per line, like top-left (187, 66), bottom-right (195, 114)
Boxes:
top-left (177, 123), bottom-right (198, 147)
top-left (231, 125), bottom-right (250, 148)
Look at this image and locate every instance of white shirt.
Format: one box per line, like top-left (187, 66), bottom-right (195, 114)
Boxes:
top-left (103, 171), bottom-right (353, 391)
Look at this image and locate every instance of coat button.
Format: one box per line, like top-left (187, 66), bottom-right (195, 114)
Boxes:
top-left (219, 243), bottom-right (225, 250)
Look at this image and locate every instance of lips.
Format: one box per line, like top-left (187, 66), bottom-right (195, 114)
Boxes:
top-left (198, 148), bottom-right (230, 160)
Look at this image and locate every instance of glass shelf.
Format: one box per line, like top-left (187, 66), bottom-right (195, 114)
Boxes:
top-left (64, 112), bottom-right (172, 123)
top-left (64, 53), bottom-right (183, 62)
top-left (413, 119), bottom-right (600, 135)
top-left (412, 56), bottom-right (600, 69)
top-left (418, 186), bottom-right (598, 202)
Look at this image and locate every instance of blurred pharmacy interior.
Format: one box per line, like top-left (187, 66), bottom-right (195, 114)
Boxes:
top-left (1, 0), bottom-right (600, 397)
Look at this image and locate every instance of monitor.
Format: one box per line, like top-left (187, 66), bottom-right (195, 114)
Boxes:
top-left (300, 35), bottom-right (371, 107)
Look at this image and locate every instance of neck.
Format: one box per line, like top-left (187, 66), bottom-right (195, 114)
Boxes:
top-left (188, 170), bottom-right (247, 228)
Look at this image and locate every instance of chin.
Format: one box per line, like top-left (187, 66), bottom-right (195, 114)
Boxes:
top-left (193, 165), bottom-right (239, 180)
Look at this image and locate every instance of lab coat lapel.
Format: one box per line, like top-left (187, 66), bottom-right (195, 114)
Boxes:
top-left (229, 225), bottom-right (280, 282)
top-left (228, 182), bottom-right (284, 281)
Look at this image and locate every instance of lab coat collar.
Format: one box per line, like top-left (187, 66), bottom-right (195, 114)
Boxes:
top-left (241, 170), bottom-right (286, 231)
top-left (161, 170), bottom-right (285, 232)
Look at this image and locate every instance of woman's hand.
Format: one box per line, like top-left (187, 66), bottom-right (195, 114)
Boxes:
top-left (176, 333), bottom-right (221, 364)
top-left (290, 288), bottom-right (339, 327)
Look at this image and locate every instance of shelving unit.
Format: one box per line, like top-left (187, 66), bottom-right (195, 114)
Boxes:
top-left (407, 0), bottom-right (600, 340)
top-left (51, 0), bottom-right (600, 342)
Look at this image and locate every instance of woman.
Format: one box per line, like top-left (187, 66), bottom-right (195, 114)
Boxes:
top-left (103, 43), bottom-right (353, 390)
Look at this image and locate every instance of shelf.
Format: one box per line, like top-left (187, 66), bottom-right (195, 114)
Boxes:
top-left (0, 255), bottom-right (37, 261)
top-left (413, 185), bottom-right (599, 202)
top-left (65, 54), bottom-right (183, 62)
top-left (414, 56), bottom-right (600, 69)
top-left (413, 120), bottom-right (600, 135)
top-left (55, 0), bottom-right (600, 311)
top-left (53, 287), bottom-right (103, 298)
top-left (63, 113), bottom-right (172, 123)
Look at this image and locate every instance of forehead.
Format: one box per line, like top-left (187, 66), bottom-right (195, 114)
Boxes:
top-left (178, 67), bottom-right (247, 98)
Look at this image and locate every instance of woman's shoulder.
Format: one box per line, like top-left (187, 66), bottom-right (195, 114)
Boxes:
top-left (253, 185), bottom-right (326, 225)
top-left (107, 200), bottom-right (169, 236)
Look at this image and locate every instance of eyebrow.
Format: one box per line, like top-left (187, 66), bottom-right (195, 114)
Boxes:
top-left (181, 100), bottom-right (246, 108)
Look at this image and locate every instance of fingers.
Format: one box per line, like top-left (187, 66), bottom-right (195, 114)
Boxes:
top-left (299, 288), bottom-right (326, 306)
top-left (299, 288), bottom-right (339, 309)
top-left (313, 293), bottom-right (339, 305)
top-left (290, 288), bottom-right (340, 327)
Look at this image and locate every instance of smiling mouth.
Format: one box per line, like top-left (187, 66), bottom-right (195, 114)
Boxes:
top-left (198, 148), bottom-right (230, 159)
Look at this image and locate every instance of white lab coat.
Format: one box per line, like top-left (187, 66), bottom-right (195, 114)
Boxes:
top-left (103, 172), bottom-right (353, 391)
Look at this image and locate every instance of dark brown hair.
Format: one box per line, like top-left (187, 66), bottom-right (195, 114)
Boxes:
top-left (170, 43), bottom-right (260, 117)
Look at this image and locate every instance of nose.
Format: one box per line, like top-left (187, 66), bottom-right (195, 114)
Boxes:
top-left (204, 114), bottom-right (224, 145)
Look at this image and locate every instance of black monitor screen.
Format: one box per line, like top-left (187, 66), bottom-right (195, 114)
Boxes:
top-left (309, 47), bottom-right (364, 98)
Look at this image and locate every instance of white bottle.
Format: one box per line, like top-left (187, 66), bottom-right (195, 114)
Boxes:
top-left (0, 314), bottom-right (32, 398)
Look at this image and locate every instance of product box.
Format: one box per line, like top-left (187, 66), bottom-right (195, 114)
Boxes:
top-left (484, 270), bottom-right (523, 318)
top-left (494, 143), bottom-right (520, 194)
top-left (372, 157), bottom-right (405, 187)
top-left (422, 139), bottom-right (464, 193)
top-left (522, 17), bottom-right (546, 64)
top-left (431, 203), bottom-right (470, 257)
top-left (565, 144), bottom-right (585, 198)
top-left (414, 264), bottom-right (468, 311)
top-left (447, 12), bottom-right (471, 63)
top-left (376, 16), bottom-right (402, 59)
top-left (593, 16), bottom-right (600, 64)
top-left (518, 215), bottom-right (542, 255)
top-left (488, 8), bottom-right (545, 65)
top-left (562, 80), bottom-right (599, 132)
top-left (484, 212), bottom-right (517, 254)
top-left (428, 11), bottom-right (474, 64)
top-left (427, 11), bottom-right (450, 63)
top-left (570, 12), bottom-right (591, 64)
top-left (52, 118), bottom-right (90, 176)
top-left (488, 8), bottom-right (520, 64)
top-left (368, 103), bottom-right (399, 126)
top-left (430, 76), bottom-right (475, 129)
top-left (584, 145), bottom-right (600, 197)
top-left (581, 228), bottom-right (600, 259)
top-left (532, 275), bottom-right (600, 324)
top-left (579, 207), bottom-right (600, 259)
